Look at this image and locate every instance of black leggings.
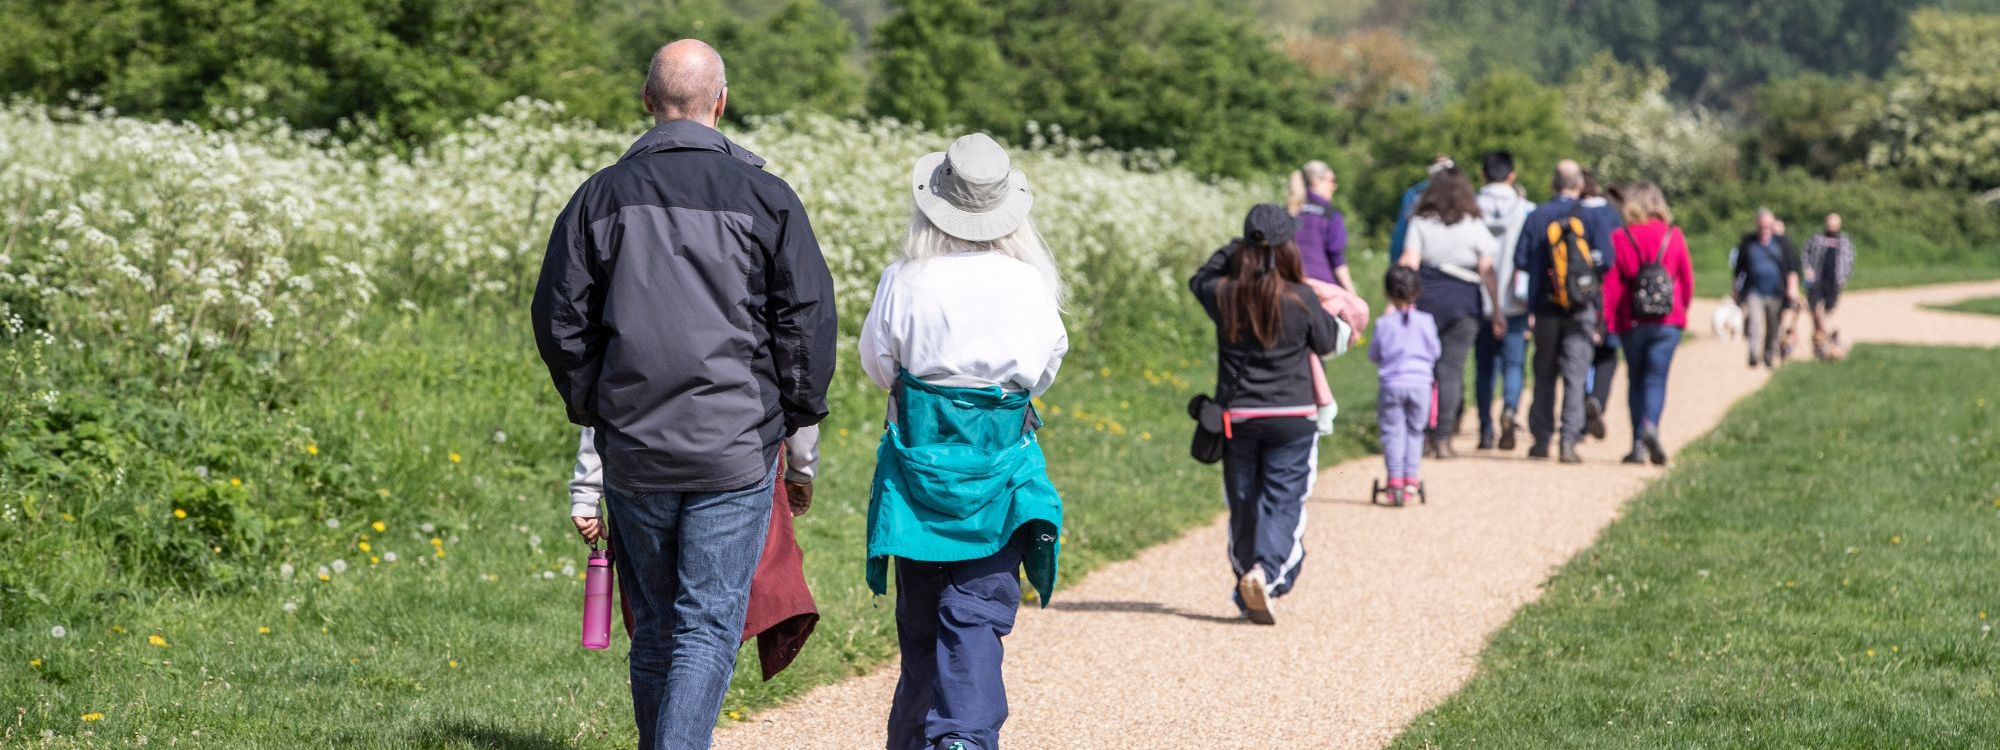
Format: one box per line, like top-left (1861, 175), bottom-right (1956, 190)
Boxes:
top-left (1429, 316), bottom-right (1478, 440)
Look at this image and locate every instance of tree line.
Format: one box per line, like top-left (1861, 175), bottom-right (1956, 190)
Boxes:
top-left (3, 0), bottom-right (1996, 205)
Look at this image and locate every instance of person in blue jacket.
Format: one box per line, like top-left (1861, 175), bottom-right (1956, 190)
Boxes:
top-left (1387, 154), bottom-right (1456, 263)
top-left (1511, 160), bottom-right (1620, 463)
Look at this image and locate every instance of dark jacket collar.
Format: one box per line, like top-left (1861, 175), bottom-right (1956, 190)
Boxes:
top-left (619, 120), bottom-right (767, 168)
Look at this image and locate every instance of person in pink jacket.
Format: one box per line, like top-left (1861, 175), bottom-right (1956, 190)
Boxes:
top-left (1601, 182), bottom-right (1695, 466)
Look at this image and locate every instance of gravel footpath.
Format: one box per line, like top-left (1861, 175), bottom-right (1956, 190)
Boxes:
top-left (714, 281), bottom-right (2000, 749)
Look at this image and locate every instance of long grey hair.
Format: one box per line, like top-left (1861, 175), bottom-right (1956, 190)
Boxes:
top-left (900, 209), bottom-right (1066, 307)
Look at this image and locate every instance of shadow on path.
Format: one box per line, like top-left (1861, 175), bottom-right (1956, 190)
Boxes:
top-left (1049, 599), bottom-right (1247, 625)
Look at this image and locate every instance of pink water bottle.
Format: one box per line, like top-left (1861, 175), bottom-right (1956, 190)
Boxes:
top-left (581, 546), bottom-right (613, 650)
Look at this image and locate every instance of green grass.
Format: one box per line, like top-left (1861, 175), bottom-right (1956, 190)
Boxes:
top-left (1390, 345), bottom-right (2000, 749)
top-left (2, 281), bottom-right (1391, 748)
top-left (1928, 295), bottom-right (2000, 318)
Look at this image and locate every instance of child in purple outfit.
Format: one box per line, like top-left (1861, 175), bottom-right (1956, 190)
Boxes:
top-left (1368, 267), bottom-right (1441, 506)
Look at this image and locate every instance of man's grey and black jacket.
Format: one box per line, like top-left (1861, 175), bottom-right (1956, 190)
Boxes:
top-left (532, 120), bottom-right (837, 493)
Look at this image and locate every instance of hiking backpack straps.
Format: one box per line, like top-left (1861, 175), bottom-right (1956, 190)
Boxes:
top-left (1545, 204), bottom-right (1601, 312)
top-left (1622, 226), bottom-right (1677, 319)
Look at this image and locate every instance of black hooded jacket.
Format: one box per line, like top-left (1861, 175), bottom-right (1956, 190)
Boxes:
top-left (532, 120), bottom-right (837, 493)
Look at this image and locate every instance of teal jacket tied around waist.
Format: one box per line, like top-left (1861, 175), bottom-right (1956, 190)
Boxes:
top-left (867, 372), bottom-right (1063, 604)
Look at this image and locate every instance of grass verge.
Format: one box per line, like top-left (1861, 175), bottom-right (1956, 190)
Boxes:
top-left (1928, 295), bottom-right (2000, 318)
top-left (1390, 344), bottom-right (2000, 749)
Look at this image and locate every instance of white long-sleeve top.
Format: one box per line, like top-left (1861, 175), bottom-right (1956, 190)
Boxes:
top-left (569, 425), bottom-right (819, 518)
top-left (859, 253), bottom-right (1068, 396)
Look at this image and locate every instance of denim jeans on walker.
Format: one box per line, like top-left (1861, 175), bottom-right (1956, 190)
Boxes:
top-left (605, 459), bottom-right (776, 750)
top-left (1621, 324), bottom-right (1682, 433)
top-left (1475, 313), bottom-right (1529, 438)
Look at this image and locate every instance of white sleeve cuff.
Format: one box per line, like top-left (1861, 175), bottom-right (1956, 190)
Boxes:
top-left (784, 425), bottom-right (820, 484)
top-left (569, 428), bottom-right (603, 518)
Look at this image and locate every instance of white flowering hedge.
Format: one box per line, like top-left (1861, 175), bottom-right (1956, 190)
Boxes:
top-left (0, 98), bottom-right (1260, 384)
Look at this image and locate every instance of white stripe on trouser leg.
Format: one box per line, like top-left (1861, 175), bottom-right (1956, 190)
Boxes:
top-left (1222, 479), bottom-right (1242, 577)
top-left (1267, 440), bottom-right (1316, 592)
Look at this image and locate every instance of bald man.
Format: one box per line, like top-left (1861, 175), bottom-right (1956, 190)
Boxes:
top-left (532, 39), bottom-right (837, 750)
top-left (1509, 159), bottom-right (1619, 463)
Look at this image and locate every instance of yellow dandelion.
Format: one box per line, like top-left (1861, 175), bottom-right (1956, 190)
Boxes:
top-left (358, 541), bottom-right (372, 553)
top-left (229, 477), bottom-right (242, 487)
top-left (306, 443), bottom-right (319, 456)
top-left (173, 508), bottom-right (187, 519)
top-left (727, 709), bottom-right (744, 721)
top-left (376, 488), bottom-right (391, 499)
top-left (1866, 648), bottom-right (1876, 658)
top-left (110, 625), bottom-right (126, 634)
top-left (370, 556), bottom-right (381, 565)
top-left (1139, 431), bottom-right (1152, 441)
top-left (1785, 580), bottom-right (1796, 588)
top-left (448, 452), bottom-right (462, 464)
top-left (838, 427), bottom-right (850, 437)
top-left (61, 512), bottom-right (74, 522)
top-left (317, 571), bottom-right (331, 582)
top-left (577, 571), bottom-right (588, 581)
top-left (435, 548), bottom-right (447, 559)
top-left (1891, 645), bottom-right (1900, 653)
top-left (448, 659), bottom-right (460, 669)
top-left (1098, 367), bottom-right (1112, 377)
top-left (371, 520), bottom-right (386, 533)
top-left (147, 634), bottom-right (168, 648)
top-left (1891, 535), bottom-right (1902, 545)
top-left (81, 712), bottom-right (104, 722)
top-left (1979, 611), bottom-right (1987, 620)
top-left (30, 658), bottom-right (42, 669)
top-left (430, 537), bottom-right (443, 547)
top-left (258, 626), bottom-right (271, 635)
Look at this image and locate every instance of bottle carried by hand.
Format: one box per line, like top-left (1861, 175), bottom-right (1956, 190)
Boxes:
top-left (581, 547), bottom-right (613, 650)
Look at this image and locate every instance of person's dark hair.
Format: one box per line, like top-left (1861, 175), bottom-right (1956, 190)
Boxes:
top-left (1482, 151), bottom-right (1515, 184)
top-left (1384, 266), bottom-right (1422, 306)
top-left (1412, 167), bottom-right (1479, 225)
top-left (1220, 238), bottom-right (1306, 350)
top-left (1580, 169), bottom-right (1605, 199)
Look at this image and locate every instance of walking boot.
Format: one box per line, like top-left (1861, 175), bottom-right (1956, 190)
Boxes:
top-left (1435, 437), bottom-right (1457, 459)
top-left (1642, 425), bottom-right (1668, 466)
top-left (1622, 443), bottom-right (1647, 464)
top-left (1498, 407), bottom-right (1519, 451)
top-left (1585, 398), bottom-right (1607, 440)
top-left (1527, 440), bottom-right (1551, 460)
top-left (1477, 431), bottom-right (1495, 451)
top-left (1559, 441), bottom-right (1583, 464)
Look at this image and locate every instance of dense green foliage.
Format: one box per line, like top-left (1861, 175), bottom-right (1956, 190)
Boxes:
top-left (1391, 345), bottom-right (2000, 748)
top-left (871, 0), bottom-right (1336, 178)
top-left (0, 0), bottom-right (862, 139)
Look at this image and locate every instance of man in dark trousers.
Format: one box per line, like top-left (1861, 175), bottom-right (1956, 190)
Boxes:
top-left (531, 39), bottom-right (837, 750)
top-left (1512, 160), bottom-right (1618, 464)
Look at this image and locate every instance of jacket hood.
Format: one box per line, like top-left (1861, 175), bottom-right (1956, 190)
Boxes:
top-left (619, 120), bottom-right (768, 169)
top-left (1479, 183), bottom-right (1526, 210)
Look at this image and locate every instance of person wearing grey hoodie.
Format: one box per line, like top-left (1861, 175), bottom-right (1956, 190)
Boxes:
top-left (1473, 152), bottom-right (1534, 451)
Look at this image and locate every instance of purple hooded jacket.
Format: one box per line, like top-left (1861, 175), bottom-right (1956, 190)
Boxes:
top-left (1296, 193), bottom-right (1348, 286)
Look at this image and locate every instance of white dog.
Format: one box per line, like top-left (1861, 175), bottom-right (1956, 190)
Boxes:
top-left (1712, 297), bottom-right (1744, 341)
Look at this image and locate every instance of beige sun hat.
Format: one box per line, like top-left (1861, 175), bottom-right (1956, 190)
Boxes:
top-left (912, 133), bottom-right (1034, 242)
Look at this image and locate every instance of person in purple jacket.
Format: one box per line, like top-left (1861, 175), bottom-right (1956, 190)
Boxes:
top-left (1286, 160), bottom-right (1356, 290)
top-left (1369, 266), bottom-right (1440, 507)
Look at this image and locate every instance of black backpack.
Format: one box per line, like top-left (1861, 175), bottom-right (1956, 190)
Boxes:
top-left (1544, 205), bottom-right (1601, 312)
top-left (1622, 226), bottom-right (1676, 319)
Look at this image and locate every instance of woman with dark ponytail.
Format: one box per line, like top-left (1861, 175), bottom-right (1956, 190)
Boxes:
top-left (1188, 204), bottom-right (1345, 625)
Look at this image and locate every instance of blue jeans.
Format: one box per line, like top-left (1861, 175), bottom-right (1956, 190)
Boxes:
top-left (605, 460), bottom-right (775, 750)
top-left (1589, 332), bottom-right (1621, 408)
top-left (1475, 313), bottom-right (1530, 437)
top-left (1621, 324), bottom-right (1683, 434)
top-left (888, 535), bottom-right (1026, 750)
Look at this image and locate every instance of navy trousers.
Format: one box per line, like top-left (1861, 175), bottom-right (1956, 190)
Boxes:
top-left (887, 534), bottom-right (1026, 750)
top-left (1222, 418), bottom-right (1317, 601)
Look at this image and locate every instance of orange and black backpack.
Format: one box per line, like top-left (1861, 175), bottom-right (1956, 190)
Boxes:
top-left (1545, 205), bottom-right (1601, 311)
